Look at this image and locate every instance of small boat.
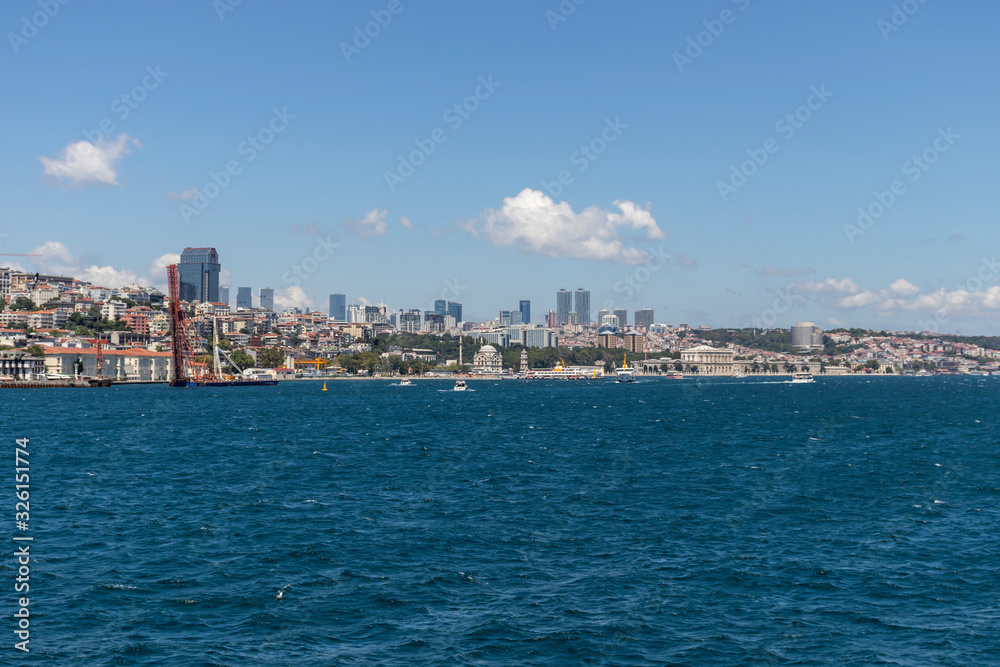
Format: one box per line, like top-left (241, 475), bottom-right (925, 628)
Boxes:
top-left (664, 370), bottom-right (684, 379)
top-left (791, 372), bottom-right (814, 383)
top-left (453, 379), bottom-right (467, 391)
top-left (616, 353), bottom-right (635, 383)
top-left (398, 377), bottom-right (413, 386)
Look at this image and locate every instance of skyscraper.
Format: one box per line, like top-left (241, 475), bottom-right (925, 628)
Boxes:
top-left (329, 294), bottom-right (346, 321)
top-left (519, 300), bottom-right (530, 325)
top-left (546, 310), bottom-right (557, 328)
top-left (237, 287), bottom-right (252, 309)
top-left (434, 299), bottom-right (447, 316)
top-left (178, 247), bottom-right (220, 303)
top-left (614, 309), bottom-right (628, 328)
top-left (556, 289), bottom-right (572, 325)
top-left (259, 287), bottom-right (274, 312)
top-left (634, 308), bottom-right (654, 330)
top-left (447, 301), bottom-right (462, 323)
top-left (574, 288), bottom-right (591, 325)
top-left (219, 286), bottom-right (230, 306)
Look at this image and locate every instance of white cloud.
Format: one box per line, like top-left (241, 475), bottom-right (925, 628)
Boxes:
top-left (792, 275), bottom-right (1000, 319)
top-left (273, 286), bottom-right (314, 312)
top-left (40, 134), bottom-right (140, 187)
top-left (148, 253), bottom-right (181, 289)
top-left (399, 215), bottom-right (414, 230)
top-left (165, 188), bottom-right (198, 201)
top-left (342, 208), bottom-right (389, 238)
top-left (27, 240), bottom-right (150, 288)
top-left (467, 188), bottom-right (666, 265)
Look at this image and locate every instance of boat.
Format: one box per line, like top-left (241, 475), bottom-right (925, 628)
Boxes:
top-left (732, 370), bottom-right (746, 378)
top-left (398, 377), bottom-right (413, 386)
top-left (664, 371), bottom-right (684, 379)
top-left (616, 353), bottom-right (635, 383)
top-left (791, 372), bottom-right (814, 383)
top-left (453, 379), bottom-right (467, 391)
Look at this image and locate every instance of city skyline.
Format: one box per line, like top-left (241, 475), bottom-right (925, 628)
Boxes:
top-left (3, 2), bottom-right (1000, 332)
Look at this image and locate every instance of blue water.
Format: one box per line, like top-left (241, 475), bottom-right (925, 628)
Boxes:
top-left (4, 376), bottom-right (999, 665)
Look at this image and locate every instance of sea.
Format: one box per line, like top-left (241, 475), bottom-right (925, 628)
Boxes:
top-left (3, 375), bottom-right (999, 665)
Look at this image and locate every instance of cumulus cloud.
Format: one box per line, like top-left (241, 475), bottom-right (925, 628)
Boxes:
top-left (791, 273), bottom-right (1000, 319)
top-left (27, 240), bottom-right (152, 288)
top-left (148, 253), bottom-right (181, 289)
top-left (273, 286), bottom-right (314, 312)
top-left (40, 134), bottom-right (140, 187)
top-left (342, 208), bottom-right (389, 238)
top-left (165, 188), bottom-right (198, 201)
top-left (467, 188), bottom-right (666, 265)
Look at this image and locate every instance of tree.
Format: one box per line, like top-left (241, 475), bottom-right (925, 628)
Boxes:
top-left (10, 297), bottom-right (37, 312)
top-left (25, 345), bottom-right (46, 358)
top-left (225, 350), bottom-right (255, 374)
top-left (674, 362), bottom-right (683, 372)
top-left (257, 347), bottom-right (286, 368)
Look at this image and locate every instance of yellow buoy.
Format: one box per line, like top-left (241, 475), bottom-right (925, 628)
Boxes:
top-left (322, 382), bottom-right (327, 391)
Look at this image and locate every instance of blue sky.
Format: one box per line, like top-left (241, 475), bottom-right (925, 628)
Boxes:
top-left (2, 0), bottom-right (999, 332)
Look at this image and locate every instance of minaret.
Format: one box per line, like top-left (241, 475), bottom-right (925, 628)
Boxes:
top-left (459, 337), bottom-right (463, 365)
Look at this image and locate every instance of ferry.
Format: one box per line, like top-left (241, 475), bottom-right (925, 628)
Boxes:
top-left (616, 353), bottom-right (635, 383)
top-left (664, 370), bottom-right (684, 379)
top-left (791, 372), bottom-right (814, 384)
top-left (526, 358), bottom-right (600, 380)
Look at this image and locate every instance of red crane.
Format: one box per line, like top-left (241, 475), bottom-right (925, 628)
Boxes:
top-left (166, 264), bottom-right (200, 386)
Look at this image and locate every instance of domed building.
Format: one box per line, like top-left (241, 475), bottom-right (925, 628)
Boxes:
top-left (472, 344), bottom-right (503, 376)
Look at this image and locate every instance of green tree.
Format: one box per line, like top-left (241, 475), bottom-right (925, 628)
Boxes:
top-left (10, 297), bottom-right (37, 312)
top-left (257, 346), bottom-right (286, 368)
top-left (225, 350), bottom-right (255, 374)
top-left (25, 344), bottom-right (46, 358)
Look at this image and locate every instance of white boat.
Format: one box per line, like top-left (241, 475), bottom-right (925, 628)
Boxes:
top-left (664, 371), bottom-right (684, 379)
top-left (616, 353), bottom-right (635, 383)
top-left (453, 379), bottom-right (467, 391)
top-left (398, 377), bottom-right (413, 386)
top-left (791, 372), bottom-right (814, 383)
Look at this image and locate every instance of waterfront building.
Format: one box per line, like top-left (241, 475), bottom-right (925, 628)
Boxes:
top-left (556, 289), bottom-right (572, 325)
top-left (519, 300), bottom-right (530, 325)
top-left (43, 347), bottom-right (173, 381)
top-left (574, 288), bottom-right (591, 325)
top-left (329, 294), bottom-right (347, 321)
top-left (472, 344), bottom-right (503, 375)
top-left (680, 344), bottom-right (734, 375)
top-left (0, 350), bottom-right (45, 380)
top-left (178, 247), bottom-right (220, 303)
top-left (634, 308), bottom-right (654, 330)
top-left (259, 288), bottom-right (274, 312)
top-left (614, 309), bottom-right (628, 328)
top-left (237, 287), bottom-right (252, 309)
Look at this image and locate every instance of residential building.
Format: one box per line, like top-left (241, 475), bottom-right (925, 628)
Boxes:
top-left (634, 308), bottom-right (654, 330)
top-left (556, 289), bottom-right (572, 325)
top-left (399, 309), bottom-right (422, 333)
top-left (0, 350), bottom-right (45, 380)
top-left (329, 294), bottom-right (346, 321)
top-left (259, 288), bottom-right (274, 312)
top-left (0, 268), bottom-right (11, 302)
top-left (237, 287), bottom-right (252, 309)
top-left (546, 310), bottom-right (557, 328)
top-left (624, 331), bottom-right (645, 353)
top-left (574, 288), bottom-right (591, 325)
top-left (178, 247), bottom-right (221, 303)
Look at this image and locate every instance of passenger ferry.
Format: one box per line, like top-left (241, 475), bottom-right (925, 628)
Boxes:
top-left (616, 354), bottom-right (635, 383)
top-left (791, 372), bottom-right (814, 383)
